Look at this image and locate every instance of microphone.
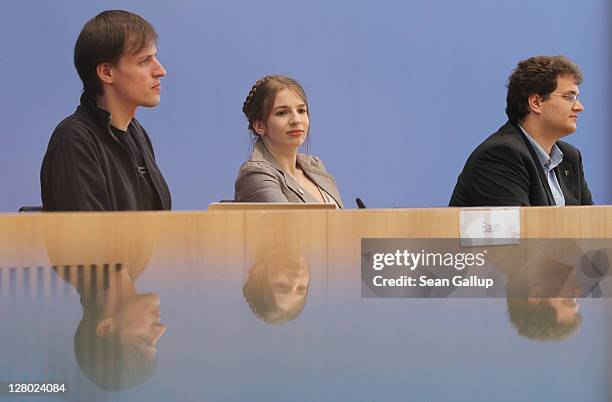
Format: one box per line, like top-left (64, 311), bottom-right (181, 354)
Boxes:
top-left (356, 198), bottom-right (366, 209)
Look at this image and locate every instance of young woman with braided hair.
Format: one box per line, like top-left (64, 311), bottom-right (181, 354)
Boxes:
top-left (234, 75), bottom-right (343, 207)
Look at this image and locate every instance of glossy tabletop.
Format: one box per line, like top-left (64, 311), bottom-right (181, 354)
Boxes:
top-left (1, 208), bottom-right (611, 401)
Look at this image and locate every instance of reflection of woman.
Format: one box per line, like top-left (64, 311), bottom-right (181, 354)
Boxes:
top-left (235, 75), bottom-right (343, 207)
top-left (243, 253), bottom-right (310, 324)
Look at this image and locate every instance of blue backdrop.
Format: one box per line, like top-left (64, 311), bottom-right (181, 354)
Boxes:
top-left (1, 0), bottom-right (609, 211)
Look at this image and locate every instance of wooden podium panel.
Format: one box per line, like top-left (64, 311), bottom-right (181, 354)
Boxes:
top-left (0, 207), bottom-right (610, 402)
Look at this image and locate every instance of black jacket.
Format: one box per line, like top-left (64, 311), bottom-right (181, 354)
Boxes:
top-left (41, 93), bottom-right (172, 211)
top-left (449, 121), bottom-right (593, 207)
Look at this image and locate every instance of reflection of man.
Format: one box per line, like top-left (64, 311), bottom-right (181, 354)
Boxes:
top-left (53, 265), bottom-right (166, 390)
top-left (41, 10), bottom-right (171, 211)
top-left (243, 252), bottom-right (310, 324)
top-left (450, 55), bottom-right (592, 206)
top-left (44, 216), bottom-right (165, 390)
top-left (506, 298), bottom-right (581, 342)
top-left (506, 253), bottom-right (582, 342)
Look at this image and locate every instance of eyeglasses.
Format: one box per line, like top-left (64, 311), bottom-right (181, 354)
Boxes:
top-left (547, 93), bottom-right (581, 104)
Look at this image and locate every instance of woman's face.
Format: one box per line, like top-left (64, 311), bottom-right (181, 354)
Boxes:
top-left (266, 257), bottom-right (309, 312)
top-left (257, 88), bottom-right (309, 151)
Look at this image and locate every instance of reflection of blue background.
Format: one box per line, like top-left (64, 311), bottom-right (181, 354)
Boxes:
top-left (0, 0), bottom-right (610, 210)
top-left (1, 264), bottom-right (611, 402)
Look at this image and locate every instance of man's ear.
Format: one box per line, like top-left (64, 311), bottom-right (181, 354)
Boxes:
top-left (96, 317), bottom-right (116, 338)
top-left (96, 62), bottom-right (114, 85)
top-left (527, 93), bottom-right (544, 116)
top-left (253, 120), bottom-right (265, 137)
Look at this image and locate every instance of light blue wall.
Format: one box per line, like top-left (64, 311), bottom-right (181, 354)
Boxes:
top-left (0, 0), bottom-right (609, 210)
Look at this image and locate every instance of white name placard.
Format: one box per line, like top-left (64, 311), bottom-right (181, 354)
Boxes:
top-left (459, 208), bottom-right (520, 246)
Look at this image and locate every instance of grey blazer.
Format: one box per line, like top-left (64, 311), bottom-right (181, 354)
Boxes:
top-left (234, 140), bottom-right (344, 208)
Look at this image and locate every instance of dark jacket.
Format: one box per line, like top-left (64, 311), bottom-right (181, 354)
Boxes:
top-left (449, 121), bottom-right (593, 207)
top-left (41, 93), bottom-right (171, 211)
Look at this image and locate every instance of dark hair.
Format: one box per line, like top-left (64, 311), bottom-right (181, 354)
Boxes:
top-left (242, 75), bottom-right (309, 138)
top-left (74, 10), bottom-right (158, 97)
top-left (505, 55), bottom-right (583, 122)
top-left (506, 298), bottom-right (582, 341)
top-left (53, 264), bottom-right (156, 391)
top-left (74, 308), bottom-right (157, 391)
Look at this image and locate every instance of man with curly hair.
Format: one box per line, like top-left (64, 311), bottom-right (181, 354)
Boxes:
top-left (450, 55), bottom-right (592, 207)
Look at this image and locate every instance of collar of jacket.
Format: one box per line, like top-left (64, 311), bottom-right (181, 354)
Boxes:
top-left (79, 92), bottom-right (112, 127)
top-left (78, 92), bottom-right (140, 141)
top-left (251, 139), bottom-right (340, 205)
top-left (78, 92), bottom-right (170, 210)
top-left (509, 120), bottom-right (555, 205)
